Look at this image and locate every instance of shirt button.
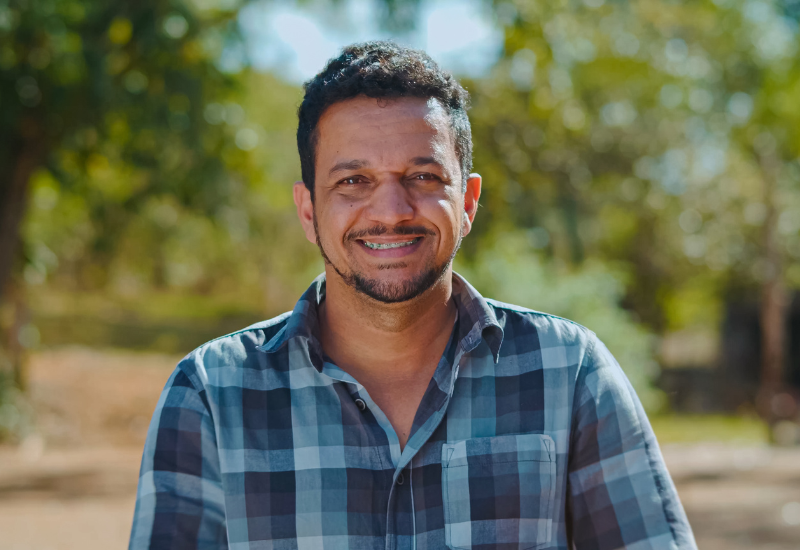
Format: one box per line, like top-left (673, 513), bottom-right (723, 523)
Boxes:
top-left (396, 472), bottom-right (405, 485)
top-left (355, 398), bottom-right (366, 411)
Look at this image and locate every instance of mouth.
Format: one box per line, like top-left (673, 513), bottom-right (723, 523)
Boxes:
top-left (360, 237), bottom-right (422, 250)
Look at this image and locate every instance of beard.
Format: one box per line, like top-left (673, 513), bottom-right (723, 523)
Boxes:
top-left (313, 213), bottom-right (461, 304)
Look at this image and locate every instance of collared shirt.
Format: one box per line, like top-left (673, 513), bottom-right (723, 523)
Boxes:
top-left (130, 273), bottom-right (696, 550)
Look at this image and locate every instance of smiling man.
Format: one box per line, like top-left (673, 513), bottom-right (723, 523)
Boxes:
top-left (130, 42), bottom-right (696, 550)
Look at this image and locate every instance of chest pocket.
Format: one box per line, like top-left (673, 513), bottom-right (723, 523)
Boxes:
top-left (441, 433), bottom-right (556, 550)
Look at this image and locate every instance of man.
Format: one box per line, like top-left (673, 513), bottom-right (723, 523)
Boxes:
top-left (130, 42), bottom-right (696, 549)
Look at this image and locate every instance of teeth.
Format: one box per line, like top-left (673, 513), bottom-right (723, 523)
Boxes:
top-left (363, 238), bottom-right (420, 250)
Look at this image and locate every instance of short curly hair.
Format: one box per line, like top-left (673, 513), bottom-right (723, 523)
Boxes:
top-left (297, 41), bottom-right (472, 199)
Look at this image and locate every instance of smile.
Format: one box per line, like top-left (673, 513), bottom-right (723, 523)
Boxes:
top-left (361, 237), bottom-right (422, 250)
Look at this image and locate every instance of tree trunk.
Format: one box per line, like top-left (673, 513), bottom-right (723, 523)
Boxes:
top-left (0, 119), bottom-right (45, 389)
top-left (2, 282), bottom-right (29, 391)
top-left (0, 122), bottom-right (44, 305)
top-left (756, 147), bottom-right (789, 422)
top-left (760, 274), bottom-right (786, 401)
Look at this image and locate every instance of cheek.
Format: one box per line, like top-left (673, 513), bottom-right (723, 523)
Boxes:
top-left (430, 198), bottom-right (463, 238)
top-left (441, 186), bottom-right (464, 214)
top-left (316, 202), bottom-right (359, 241)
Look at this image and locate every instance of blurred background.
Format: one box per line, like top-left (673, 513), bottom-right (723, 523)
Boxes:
top-left (1, 0), bottom-right (800, 547)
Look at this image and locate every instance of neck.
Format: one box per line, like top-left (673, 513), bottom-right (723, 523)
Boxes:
top-left (318, 267), bottom-right (457, 379)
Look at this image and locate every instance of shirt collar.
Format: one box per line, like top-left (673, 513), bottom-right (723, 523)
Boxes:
top-left (451, 272), bottom-right (504, 363)
top-left (258, 273), bottom-right (326, 366)
top-left (258, 272), bottom-right (504, 365)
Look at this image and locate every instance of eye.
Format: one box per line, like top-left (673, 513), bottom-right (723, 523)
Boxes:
top-left (410, 173), bottom-right (441, 182)
top-left (339, 175), bottom-right (368, 186)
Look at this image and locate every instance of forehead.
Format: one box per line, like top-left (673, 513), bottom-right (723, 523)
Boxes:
top-left (315, 96), bottom-right (455, 164)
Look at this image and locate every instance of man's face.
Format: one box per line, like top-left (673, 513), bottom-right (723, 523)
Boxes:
top-left (294, 95), bottom-right (481, 303)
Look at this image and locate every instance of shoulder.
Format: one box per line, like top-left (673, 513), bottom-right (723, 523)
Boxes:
top-left (487, 302), bottom-right (636, 406)
top-left (173, 312), bottom-right (292, 391)
top-left (486, 298), bottom-right (596, 356)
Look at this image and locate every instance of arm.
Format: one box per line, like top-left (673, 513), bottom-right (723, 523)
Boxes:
top-left (129, 359), bottom-right (227, 549)
top-left (567, 336), bottom-right (696, 549)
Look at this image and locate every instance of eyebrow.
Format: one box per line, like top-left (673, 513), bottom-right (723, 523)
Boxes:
top-left (327, 156), bottom-right (446, 177)
top-left (328, 159), bottom-right (369, 176)
top-left (410, 156), bottom-right (443, 168)
top-left (411, 156), bottom-right (453, 181)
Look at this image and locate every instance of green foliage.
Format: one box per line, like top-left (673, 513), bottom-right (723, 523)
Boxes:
top-left (471, 0), bottom-right (800, 335)
top-left (457, 231), bottom-right (662, 410)
top-left (22, 62), bottom-right (318, 309)
top-left (2, 0), bottom-right (247, 291)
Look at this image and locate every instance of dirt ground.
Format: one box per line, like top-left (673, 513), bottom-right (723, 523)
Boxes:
top-left (1, 347), bottom-right (799, 549)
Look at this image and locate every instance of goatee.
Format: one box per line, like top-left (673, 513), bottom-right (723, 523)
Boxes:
top-left (313, 215), bottom-right (460, 303)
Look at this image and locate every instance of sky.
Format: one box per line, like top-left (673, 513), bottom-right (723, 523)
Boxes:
top-left (237, 0), bottom-right (504, 83)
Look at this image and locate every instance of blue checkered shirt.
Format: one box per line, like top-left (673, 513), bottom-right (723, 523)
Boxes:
top-left (130, 273), bottom-right (696, 549)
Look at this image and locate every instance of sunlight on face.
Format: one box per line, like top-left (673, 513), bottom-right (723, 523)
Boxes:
top-left (309, 96), bottom-right (466, 303)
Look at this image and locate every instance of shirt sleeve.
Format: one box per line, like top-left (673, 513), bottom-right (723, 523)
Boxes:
top-left (566, 335), bottom-right (697, 549)
top-left (129, 358), bottom-right (228, 549)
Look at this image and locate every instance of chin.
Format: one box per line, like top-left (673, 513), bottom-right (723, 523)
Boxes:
top-left (348, 263), bottom-right (449, 304)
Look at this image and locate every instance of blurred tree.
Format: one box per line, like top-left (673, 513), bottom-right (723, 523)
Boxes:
top-left (0, 0), bottom-right (247, 380)
top-left (1, 0), bottom-right (255, 290)
top-left (467, 0), bottom-right (800, 417)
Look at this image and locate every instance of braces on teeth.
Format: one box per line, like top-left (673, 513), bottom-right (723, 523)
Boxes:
top-left (362, 238), bottom-right (420, 250)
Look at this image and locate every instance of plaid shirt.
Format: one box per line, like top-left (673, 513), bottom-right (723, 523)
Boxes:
top-left (130, 273), bottom-right (696, 550)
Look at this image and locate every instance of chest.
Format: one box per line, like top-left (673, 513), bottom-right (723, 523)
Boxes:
top-left (362, 374), bottom-right (432, 449)
top-left (209, 359), bottom-right (570, 549)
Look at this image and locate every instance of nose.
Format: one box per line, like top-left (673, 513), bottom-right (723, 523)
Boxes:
top-left (363, 179), bottom-right (415, 226)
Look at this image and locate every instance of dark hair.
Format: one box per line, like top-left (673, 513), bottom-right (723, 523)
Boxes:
top-left (297, 41), bottom-right (472, 199)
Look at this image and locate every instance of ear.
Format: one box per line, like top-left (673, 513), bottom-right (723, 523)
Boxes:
top-left (293, 182), bottom-right (317, 244)
top-left (461, 173), bottom-right (482, 237)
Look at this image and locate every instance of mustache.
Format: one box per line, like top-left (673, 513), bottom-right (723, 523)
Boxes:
top-left (346, 225), bottom-right (436, 241)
